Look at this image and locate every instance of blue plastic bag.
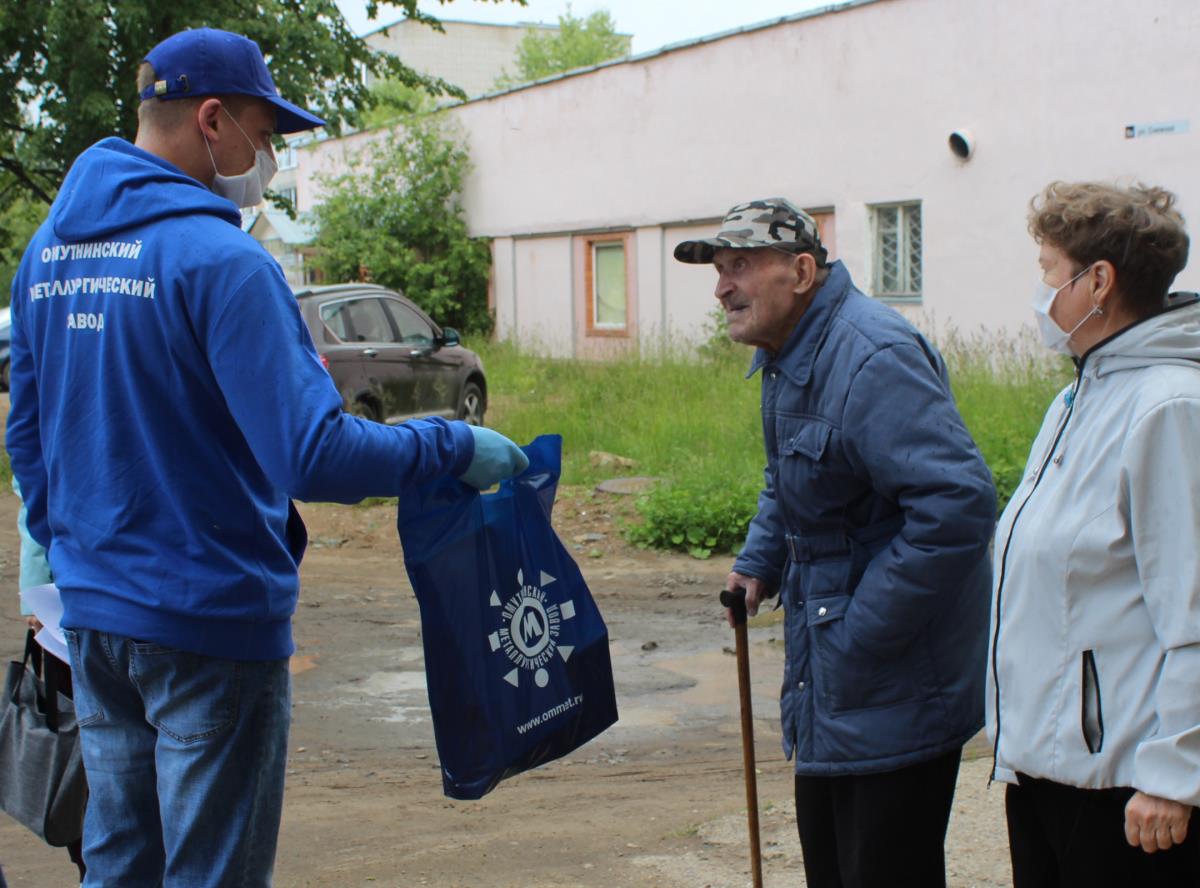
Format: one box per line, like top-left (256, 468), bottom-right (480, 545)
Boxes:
top-left (397, 434), bottom-right (619, 800)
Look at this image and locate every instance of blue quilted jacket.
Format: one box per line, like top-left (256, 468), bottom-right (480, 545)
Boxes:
top-left (734, 261), bottom-right (996, 775)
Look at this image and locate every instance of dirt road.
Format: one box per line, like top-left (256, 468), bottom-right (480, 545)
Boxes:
top-left (0, 488), bottom-right (1012, 887)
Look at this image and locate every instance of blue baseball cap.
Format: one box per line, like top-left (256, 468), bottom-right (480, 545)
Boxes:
top-left (140, 28), bottom-right (325, 134)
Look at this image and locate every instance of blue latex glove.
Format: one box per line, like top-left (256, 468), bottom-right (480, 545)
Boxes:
top-left (459, 426), bottom-right (529, 489)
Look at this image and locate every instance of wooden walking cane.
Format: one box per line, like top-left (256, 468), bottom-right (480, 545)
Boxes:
top-left (720, 586), bottom-right (764, 888)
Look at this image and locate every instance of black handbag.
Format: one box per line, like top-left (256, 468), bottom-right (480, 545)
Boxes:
top-left (0, 629), bottom-right (86, 846)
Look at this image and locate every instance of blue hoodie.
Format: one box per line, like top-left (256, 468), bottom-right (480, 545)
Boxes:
top-left (6, 138), bottom-right (475, 659)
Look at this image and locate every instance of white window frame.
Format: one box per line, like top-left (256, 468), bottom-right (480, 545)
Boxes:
top-left (870, 201), bottom-right (922, 303)
top-left (588, 238), bottom-right (628, 334)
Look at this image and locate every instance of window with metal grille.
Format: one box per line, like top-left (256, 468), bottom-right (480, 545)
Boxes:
top-left (870, 202), bottom-right (922, 301)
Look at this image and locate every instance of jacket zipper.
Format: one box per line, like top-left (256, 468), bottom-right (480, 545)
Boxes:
top-left (989, 361), bottom-right (1085, 783)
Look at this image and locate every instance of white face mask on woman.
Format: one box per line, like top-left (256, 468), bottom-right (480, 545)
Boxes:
top-left (1032, 264), bottom-right (1101, 355)
top-left (202, 107), bottom-right (277, 208)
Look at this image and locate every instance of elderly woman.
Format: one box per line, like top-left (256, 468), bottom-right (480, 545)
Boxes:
top-left (988, 181), bottom-right (1200, 884)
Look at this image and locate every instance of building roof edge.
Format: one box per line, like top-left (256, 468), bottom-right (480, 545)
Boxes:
top-left (455, 0), bottom-right (888, 106)
top-left (359, 15), bottom-right (562, 39)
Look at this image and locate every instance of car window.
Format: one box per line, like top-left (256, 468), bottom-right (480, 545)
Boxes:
top-left (345, 298), bottom-right (399, 343)
top-left (319, 301), bottom-right (351, 342)
top-left (385, 300), bottom-right (435, 345)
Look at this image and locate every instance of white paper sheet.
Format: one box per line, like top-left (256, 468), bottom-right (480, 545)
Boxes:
top-left (19, 582), bottom-right (70, 665)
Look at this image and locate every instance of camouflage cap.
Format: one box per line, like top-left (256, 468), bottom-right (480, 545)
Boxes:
top-left (674, 197), bottom-right (827, 265)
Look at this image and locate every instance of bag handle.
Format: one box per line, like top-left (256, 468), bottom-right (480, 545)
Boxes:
top-left (41, 646), bottom-right (62, 733)
top-left (13, 627), bottom-right (61, 732)
top-left (9, 628), bottom-right (39, 707)
top-left (22, 625), bottom-right (39, 670)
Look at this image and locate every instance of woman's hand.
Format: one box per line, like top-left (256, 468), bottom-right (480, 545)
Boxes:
top-left (24, 615), bottom-right (43, 632)
top-left (1125, 791), bottom-right (1192, 852)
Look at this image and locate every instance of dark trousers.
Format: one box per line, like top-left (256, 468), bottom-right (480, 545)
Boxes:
top-left (1007, 774), bottom-right (1200, 887)
top-left (794, 747), bottom-right (961, 888)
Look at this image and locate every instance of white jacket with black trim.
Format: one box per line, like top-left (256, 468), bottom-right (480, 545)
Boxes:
top-left (987, 297), bottom-right (1200, 805)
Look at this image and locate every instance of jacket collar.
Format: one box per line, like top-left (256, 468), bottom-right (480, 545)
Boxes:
top-left (1075, 292), bottom-right (1200, 377)
top-left (746, 259), bottom-right (851, 385)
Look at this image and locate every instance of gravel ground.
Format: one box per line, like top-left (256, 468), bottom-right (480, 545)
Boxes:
top-left (0, 490), bottom-right (1016, 886)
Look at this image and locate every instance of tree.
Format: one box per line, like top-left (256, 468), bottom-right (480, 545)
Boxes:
top-left (495, 7), bottom-right (629, 89)
top-left (0, 0), bottom-right (519, 207)
top-left (312, 115), bottom-right (492, 333)
top-left (358, 78), bottom-right (436, 130)
top-left (0, 191), bottom-right (49, 305)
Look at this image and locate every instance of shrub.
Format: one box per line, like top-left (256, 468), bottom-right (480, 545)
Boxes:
top-left (312, 115), bottom-right (493, 333)
top-left (625, 478), bottom-right (759, 560)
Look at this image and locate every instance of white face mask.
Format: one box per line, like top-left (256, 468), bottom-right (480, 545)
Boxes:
top-left (202, 107), bottom-right (277, 209)
top-left (1032, 264), bottom-right (1100, 355)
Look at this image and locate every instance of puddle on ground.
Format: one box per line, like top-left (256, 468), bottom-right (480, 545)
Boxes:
top-left (612, 700), bottom-right (678, 728)
top-left (362, 644), bottom-right (425, 666)
top-left (655, 642), bottom-right (784, 708)
top-left (359, 670), bottom-right (428, 695)
top-left (611, 640), bottom-right (784, 732)
top-left (324, 641), bottom-right (783, 733)
top-left (348, 669), bottom-right (431, 724)
top-left (372, 706), bottom-right (429, 724)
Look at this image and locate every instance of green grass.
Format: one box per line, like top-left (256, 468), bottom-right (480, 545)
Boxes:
top-left (470, 328), bottom-right (1070, 482)
top-left (471, 338), bottom-right (764, 557)
top-left (939, 329), bottom-right (1073, 511)
top-left (475, 339), bottom-right (762, 489)
top-left (468, 333), bottom-right (1072, 556)
top-left (0, 331), bottom-right (1069, 556)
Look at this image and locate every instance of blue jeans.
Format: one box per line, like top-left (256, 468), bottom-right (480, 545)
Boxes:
top-left (64, 629), bottom-right (291, 888)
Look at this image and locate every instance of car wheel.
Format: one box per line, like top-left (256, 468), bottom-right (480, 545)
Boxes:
top-left (457, 382), bottom-right (484, 426)
top-left (349, 397), bottom-right (381, 423)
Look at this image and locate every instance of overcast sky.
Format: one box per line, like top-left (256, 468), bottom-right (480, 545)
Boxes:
top-left (335, 0), bottom-right (838, 54)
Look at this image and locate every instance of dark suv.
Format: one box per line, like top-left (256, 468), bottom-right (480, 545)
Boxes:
top-left (294, 284), bottom-right (486, 425)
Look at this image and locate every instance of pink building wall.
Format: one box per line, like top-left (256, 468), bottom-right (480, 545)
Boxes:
top-left (298, 0), bottom-right (1200, 353)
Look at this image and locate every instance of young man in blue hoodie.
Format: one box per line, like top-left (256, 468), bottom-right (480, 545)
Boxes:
top-left (6, 28), bottom-right (527, 887)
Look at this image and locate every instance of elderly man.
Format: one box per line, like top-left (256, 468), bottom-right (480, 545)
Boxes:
top-left (7, 28), bottom-right (526, 886)
top-left (676, 199), bottom-right (996, 888)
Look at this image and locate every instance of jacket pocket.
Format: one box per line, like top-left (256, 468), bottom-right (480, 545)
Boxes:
top-left (779, 419), bottom-right (832, 461)
top-left (774, 417), bottom-right (864, 523)
top-left (1081, 649), bottom-right (1104, 754)
top-left (810, 594), bottom-right (930, 713)
top-left (775, 417), bottom-right (834, 498)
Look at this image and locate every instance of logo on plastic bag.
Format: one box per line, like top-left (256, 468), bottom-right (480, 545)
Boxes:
top-left (488, 569), bottom-right (576, 689)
